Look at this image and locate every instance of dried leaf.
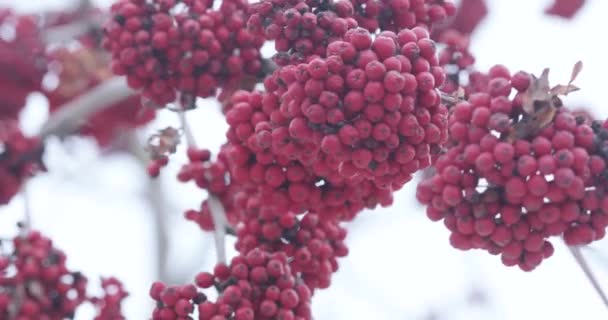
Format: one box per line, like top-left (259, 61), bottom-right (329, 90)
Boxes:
top-left (569, 61), bottom-right (583, 85)
top-left (509, 105), bottom-right (557, 140)
top-left (522, 68), bottom-right (551, 114)
top-left (550, 84), bottom-right (580, 96)
top-left (145, 127), bottom-right (181, 159)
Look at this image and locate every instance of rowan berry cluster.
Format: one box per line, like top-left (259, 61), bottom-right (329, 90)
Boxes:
top-left (247, 0), bottom-right (358, 66)
top-left (0, 231), bottom-right (127, 320)
top-left (0, 10), bottom-right (46, 119)
top-left (0, 121), bottom-right (43, 205)
top-left (151, 248), bottom-right (312, 320)
top-left (104, 0), bottom-right (265, 105)
top-left (350, 0), bottom-right (456, 33)
top-left (416, 64), bottom-right (608, 270)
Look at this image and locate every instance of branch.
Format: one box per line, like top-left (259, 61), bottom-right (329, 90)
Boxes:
top-left (439, 90), bottom-right (465, 107)
top-left (42, 19), bottom-right (99, 44)
top-left (126, 134), bottom-right (170, 283)
top-left (207, 196), bottom-right (227, 264)
top-left (39, 77), bottom-right (135, 139)
top-left (19, 183), bottom-right (32, 237)
top-left (568, 245), bottom-right (608, 308)
top-left (177, 109), bottom-right (228, 265)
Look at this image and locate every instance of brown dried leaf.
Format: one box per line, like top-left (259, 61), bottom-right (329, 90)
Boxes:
top-left (522, 68), bottom-right (551, 114)
top-left (569, 61), bottom-right (583, 85)
top-left (145, 127), bottom-right (181, 159)
top-left (550, 84), bottom-right (580, 96)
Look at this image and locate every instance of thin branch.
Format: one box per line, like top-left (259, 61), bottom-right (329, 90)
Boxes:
top-left (176, 108), bottom-right (227, 265)
top-left (42, 19), bottom-right (99, 44)
top-left (439, 90), bottom-right (465, 106)
top-left (207, 196), bottom-right (227, 264)
top-left (39, 77), bottom-right (135, 139)
top-left (568, 245), bottom-right (608, 308)
top-left (126, 133), bottom-right (170, 283)
top-left (177, 110), bottom-right (196, 148)
top-left (19, 183), bottom-right (32, 237)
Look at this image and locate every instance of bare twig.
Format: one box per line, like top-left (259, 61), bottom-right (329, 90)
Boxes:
top-left (176, 108), bottom-right (228, 265)
top-left (178, 110), bottom-right (196, 148)
top-left (207, 196), bottom-right (227, 264)
top-left (126, 134), bottom-right (170, 282)
top-left (19, 183), bottom-right (32, 237)
top-left (568, 245), bottom-right (608, 308)
top-left (42, 19), bottom-right (101, 44)
top-left (39, 77), bottom-right (135, 139)
top-left (439, 89), bottom-right (466, 107)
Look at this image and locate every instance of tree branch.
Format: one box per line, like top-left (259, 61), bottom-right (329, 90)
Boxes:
top-left (176, 109), bottom-right (228, 265)
top-left (126, 133), bottom-right (170, 283)
top-left (39, 77), bottom-right (135, 139)
top-left (568, 245), bottom-right (608, 308)
top-left (207, 196), bottom-right (227, 264)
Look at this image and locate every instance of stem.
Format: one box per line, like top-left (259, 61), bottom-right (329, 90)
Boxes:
top-left (39, 77), bottom-right (135, 139)
top-left (126, 134), bottom-right (170, 283)
top-left (176, 108), bottom-right (228, 265)
top-left (568, 245), bottom-right (608, 308)
top-left (19, 183), bottom-right (32, 237)
top-left (439, 90), bottom-right (464, 106)
top-left (207, 196), bottom-right (227, 264)
top-left (178, 110), bottom-right (196, 148)
top-left (42, 19), bottom-right (99, 44)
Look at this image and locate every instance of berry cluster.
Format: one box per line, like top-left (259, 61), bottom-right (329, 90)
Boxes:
top-left (266, 27), bottom-right (449, 190)
top-left (351, 0), bottom-right (456, 33)
top-left (0, 231), bottom-right (128, 319)
top-left (416, 66), bottom-right (608, 270)
top-left (247, 0), bottom-right (358, 66)
top-left (221, 89), bottom-right (394, 220)
top-left (0, 10), bottom-right (46, 119)
top-left (90, 277), bottom-right (129, 320)
top-left (104, 0), bottom-right (265, 105)
top-left (151, 248), bottom-right (312, 320)
top-left (235, 212), bottom-right (348, 290)
top-left (0, 121), bottom-right (43, 205)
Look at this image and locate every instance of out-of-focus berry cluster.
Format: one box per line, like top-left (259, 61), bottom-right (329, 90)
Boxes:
top-left (0, 231), bottom-right (128, 319)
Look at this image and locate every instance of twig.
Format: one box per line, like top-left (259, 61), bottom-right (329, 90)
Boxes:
top-left (176, 108), bottom-right (228, 265)
top-left (178, 110), bottom-right (196, 148)
top-left (42, 19), bottom-right (100, 44)
top-left (19, 183), bottom-right (32, 237)
top-left (39, 77), bottom-right (135, 139)
top-left (439, 90), bottom-right (465, 106)
top-left (568, 245), bottom-right (608, 308)
top-left (207, 196), bottom-right (227, 264)
top-left (126, 134), bottom-right (170, 283)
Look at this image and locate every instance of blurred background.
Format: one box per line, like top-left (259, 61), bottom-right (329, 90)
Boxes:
top-left (1, 0), bottom-right (608, 319)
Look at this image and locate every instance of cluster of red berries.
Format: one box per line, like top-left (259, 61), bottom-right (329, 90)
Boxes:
top-left (416, 65), bottom-right (608, 270)
top-left (235, 211), bottom-right (348, 290)
top-left (46, 45), bottom-right (155, 147)
top-left (0, 10), bottom-right (46, 119)
top-left (0, 231), bottom-right (110, 319)
top-left (0, 121), bottom-right (43, 205)
top-left (247, 0), bottom-right (358, 66)
top-left (350, 0), bottom-right (455, 33)
top-left (221, 89), bottom-right (394, 220)
top-left (90, 277), bottom-right (129, 320)
top-left (104, 0), bottom-right (265, 105)
top-left (0, 231), bottom-right (128, 319)
top-left (265, 27), bottom-right (449, 191)
top-left (151, 248), bottom-right (312, 320)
